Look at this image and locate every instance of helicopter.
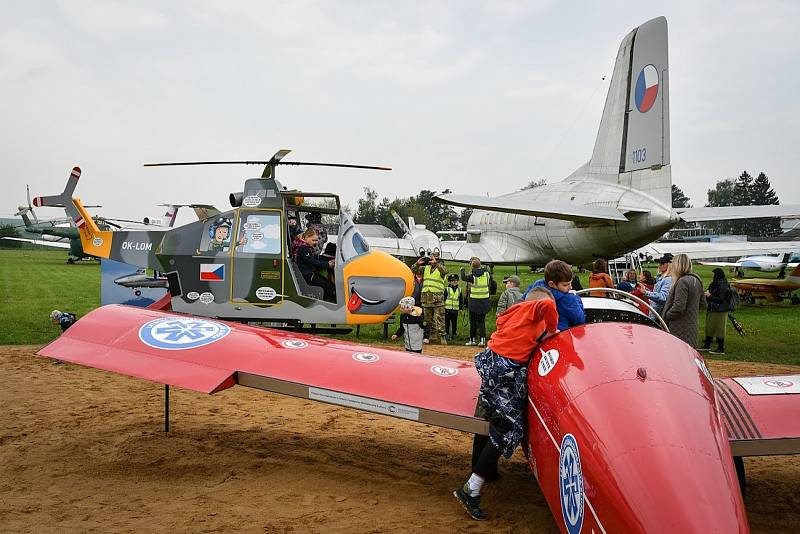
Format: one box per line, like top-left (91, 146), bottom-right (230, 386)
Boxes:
top-left (34, 150), bottom-right (414, 331)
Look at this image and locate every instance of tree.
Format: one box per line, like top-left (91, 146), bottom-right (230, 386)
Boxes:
top-left (671, 184), bottom-right (691, 208)
top-left (0, 224), bottom-right (22, 248)
top-left (732, 170), bottom-right (754, 208)
top-left (459, 208), bottom-right (473, 231)
top-left (520, 178), bottom-right (547, 190)
top-left (749, 172), bottom-right (781, 237)
top-left (705, 179), bottom-right (738, 235)
top-left (354, 187), bottom-right (379, 224)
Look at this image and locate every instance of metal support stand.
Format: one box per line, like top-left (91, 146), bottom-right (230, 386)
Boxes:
top-left (164, 384), bottom-right (170, 433)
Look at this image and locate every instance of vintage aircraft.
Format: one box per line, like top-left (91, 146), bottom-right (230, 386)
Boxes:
top-left (700, 252), bottom-right (799, 273)
top-left (361, 16), bottom-right (800, 267)
top-left (37, 286), bottom-right (800, 531)
top-left (34, 153), bottom-right (413, 329)
top-left (731, 264), bottom-right (800, 304)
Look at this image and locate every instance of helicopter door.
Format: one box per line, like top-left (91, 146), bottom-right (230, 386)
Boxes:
top-left (230, 209), bottom-right (285, 305)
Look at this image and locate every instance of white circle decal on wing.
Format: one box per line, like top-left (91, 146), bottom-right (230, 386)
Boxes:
top-left (431, 365), bottom-right (458, 377)
top-left (281, 339), bottom-right (308, 349)
top-left (353, 352), bottom-right (380, 363)
top-left (139, 317), bottom-right (230, 350)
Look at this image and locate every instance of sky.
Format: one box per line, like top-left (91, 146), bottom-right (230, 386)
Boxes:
top-left (2, 1), bottom-right (798, 225)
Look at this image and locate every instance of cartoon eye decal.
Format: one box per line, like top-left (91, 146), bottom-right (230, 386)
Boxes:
top-left (351, 232), bottom-right (369, 255)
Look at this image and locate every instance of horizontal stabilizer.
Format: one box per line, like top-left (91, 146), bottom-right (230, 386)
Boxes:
top-left (678, 204), bottom-right (800, 222)
top-left (436, 194), bottom-right (628, 223)
top-left (38, 305), bottom-right (487, 434)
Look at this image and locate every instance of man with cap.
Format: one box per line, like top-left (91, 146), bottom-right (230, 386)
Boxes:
top-left (496, 275), bottom-right (523, 316)
top-left (640, 253), bottom-right (673, 319)
top-left (412, 251), bottom-right (448, 344)
top-left (444, 273), bottom-right (464, 341)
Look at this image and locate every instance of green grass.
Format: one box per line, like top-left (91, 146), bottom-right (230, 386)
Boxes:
top-left (0, 249), bottom-right (100, 345)
top-left (1, 249), bottom-right (798, 366)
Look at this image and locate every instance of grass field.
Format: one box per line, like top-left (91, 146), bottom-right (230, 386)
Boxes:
top-left (1, 249), bottom-right (798, 365)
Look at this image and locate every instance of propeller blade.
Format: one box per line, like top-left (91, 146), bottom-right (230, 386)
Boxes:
top-left (143, 160), bottom-right (391, 171)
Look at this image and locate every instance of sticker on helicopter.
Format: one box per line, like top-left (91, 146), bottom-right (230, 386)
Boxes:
top-left (139, 317), bottom-right (230, 351)
top-left (559, 433), bottom-right (585, 534)
top-left (92, 237), bottom-right (103, 247)
top-left (353, 352), bottom-right (380, 363)
top-left (186, 291), bottom-right (200, 301)
top-left (199, 292), bottom-right (214, 305)
top-left (537, 348), bottom-right (560, 377)
top-left (281, 339), bottom-right (308, 349)
top-left (244, 221), bottom-right (261, 231)
top-left (430, 365), bottom-right (458, 377)
top-left (255, 287), bottom-right (277, 301)
top-left (243, 195), bottom-right (262, 207)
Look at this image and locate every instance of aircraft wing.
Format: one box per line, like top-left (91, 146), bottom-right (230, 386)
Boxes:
top-left (640, 241), bottom-right (799, 260)
top-left (714, 376), bottom-right (800, 456)
top-left (677, 205), bottom-right (800, 222)
top-left (0, 236), bottom-right (70, 249)
top-left (327, 234), bottom-right (421, 259)
top-left (435, 194), bottom-right (629, 223)
top-left (37, 305), bottom-right (488, 435)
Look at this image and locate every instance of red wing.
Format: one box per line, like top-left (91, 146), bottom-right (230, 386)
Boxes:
top-left (714, 377), bottom-right (800, 456)
top-left (38, 305), bottom-right (488, 434)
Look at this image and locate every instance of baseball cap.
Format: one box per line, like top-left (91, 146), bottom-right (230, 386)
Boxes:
top-left (503, 275), bottom-right (520, 284)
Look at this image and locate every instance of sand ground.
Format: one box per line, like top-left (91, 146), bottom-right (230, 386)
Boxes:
top-left (1, 343), bottom-right (799, 533)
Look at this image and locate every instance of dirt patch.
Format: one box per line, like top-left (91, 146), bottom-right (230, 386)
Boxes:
top-left (1, 344), bottom-right (798, 532)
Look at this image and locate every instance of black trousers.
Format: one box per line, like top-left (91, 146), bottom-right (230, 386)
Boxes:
top-left (445, 310), bottom-right (459, 337)
top-left (469, 311), bottom-right (487, 340)
top-left (471, 433), bottom-right (501, 479)
top-left (307, 272), bottom-right (335, 301)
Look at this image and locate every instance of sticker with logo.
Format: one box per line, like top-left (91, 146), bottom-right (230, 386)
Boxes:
top-left (186, 291), bottom-right (200, 301)
top-left (92, 237), bottom-right (103, 247)
top-left (139, 317), bottom-right (230, 350)
top-left (353, 352), bottom-right (380, 363)
top-left (430, 365), bottom-right (458, 377)
top-left (537, 348), bottom-right (560, 377)
top-left (281, 339), bottom-right (308, 349)
top-left (559, 433), bottom-right (584, 534)
top-left (199, 292), bottom-right (214, 305)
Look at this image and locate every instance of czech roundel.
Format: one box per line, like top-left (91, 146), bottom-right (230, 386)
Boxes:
top-left (634, 64), bottom-right (659, 113)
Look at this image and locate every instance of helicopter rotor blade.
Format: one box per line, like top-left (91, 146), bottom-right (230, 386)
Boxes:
top-left (143, 161), bottom-right (391, 171)
top-left (27, 184), bottom-right (40, 225)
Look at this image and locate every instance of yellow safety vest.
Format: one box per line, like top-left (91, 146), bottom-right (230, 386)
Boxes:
top-left (445, 287), bottom-right (461, 310)
top-left (422, 265), bottom-right (446, 293)
top-left (471, 272), bottom-right (490, 299)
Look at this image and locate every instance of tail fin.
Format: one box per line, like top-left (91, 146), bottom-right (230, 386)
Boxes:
top-left (585, 16), bottom-right (671, 206)
top-left (33, 167), bottom-right (112, 258)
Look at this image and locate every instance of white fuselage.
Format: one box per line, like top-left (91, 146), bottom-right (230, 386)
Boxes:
top-left (466, 179), bottom-right (677, 265)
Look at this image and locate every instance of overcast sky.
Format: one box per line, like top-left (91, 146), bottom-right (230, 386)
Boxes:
top-left (2, 1), bottom-right (798, 225)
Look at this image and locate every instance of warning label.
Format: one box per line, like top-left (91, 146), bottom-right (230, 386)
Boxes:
top-left (308, 387), bottom-right (420, 421)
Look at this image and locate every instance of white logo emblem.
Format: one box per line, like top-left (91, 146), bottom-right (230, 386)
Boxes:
top-left (255, 287), bottom-right (277, 301)
top-left (281, 339), bottom-right (308, 349)
top-left (430, 365), bottom-right (458, 377)
top-left (92, 237), bottom-right (103, 247)
top-left (186, 291), bottom-right (200, 301)
top-left (353, 352), bottom-right (380, 363)
top-left (199, 292), bottom-right (214, 305)
top-left (559, 433), bottom-right (584, 534)
top-left (139, 317), bottom-right (230, 350)
top-left (537, 348), bottom-right (560, 377)
top-left (764, 379), bottom-right (794, 388)
top-left (243, 195), bottom-right (262, 207)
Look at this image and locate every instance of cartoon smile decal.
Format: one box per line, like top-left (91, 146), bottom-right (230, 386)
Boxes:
top-left (347, 285), bottom-right (385, 312)
top-left (346, 277), bottom-right (407, 315)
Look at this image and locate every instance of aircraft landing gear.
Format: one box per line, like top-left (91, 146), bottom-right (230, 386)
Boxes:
top-left (734, 456), bottom-right (746, 498)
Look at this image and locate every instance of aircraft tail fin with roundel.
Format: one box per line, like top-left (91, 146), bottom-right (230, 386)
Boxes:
top-left (580, 16), bottom-right (670, 207)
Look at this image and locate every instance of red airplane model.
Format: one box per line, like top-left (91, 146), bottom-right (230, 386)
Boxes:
top-left (39, 291), bottom-right (800, 532)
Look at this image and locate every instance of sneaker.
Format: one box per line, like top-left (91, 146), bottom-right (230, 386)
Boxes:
top-left (441, 337), bottom-right (448, 345)
top-left (478, 338), bottom-right (486, 347)
top-left (465, 340), bottom-right (476, 346)
top-left (453, 485), bottom-right (488, 521)
top-left (709, 349), bottom-right (725, 355)
top-left (697, 347), bottom-right (711, 352)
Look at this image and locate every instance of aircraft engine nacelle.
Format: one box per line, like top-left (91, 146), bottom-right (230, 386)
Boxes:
top-left (230, 192), bottom-right (243, 208)
top-left (405, 226), bottom-right (443, 259)
top-left (142, 216), bottom-right (164, 226)
top-left (528, 323), bottom-right (748, 533)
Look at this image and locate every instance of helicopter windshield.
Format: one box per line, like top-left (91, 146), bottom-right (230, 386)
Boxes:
top-left (337, 212), bottom-right (369, 264)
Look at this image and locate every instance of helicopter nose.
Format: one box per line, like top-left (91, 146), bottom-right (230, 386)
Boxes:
top-left (343, 251), bottom-right (414, 323)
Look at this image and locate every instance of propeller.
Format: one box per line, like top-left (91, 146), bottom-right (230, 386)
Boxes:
top-left (390, 209), bottom-right (411, 236)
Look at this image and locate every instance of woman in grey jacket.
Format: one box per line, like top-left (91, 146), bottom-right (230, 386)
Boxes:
top-left (662, 254), bottom-right (707, 348)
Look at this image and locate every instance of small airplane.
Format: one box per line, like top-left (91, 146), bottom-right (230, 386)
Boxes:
top-left (37, 284), bottom-right (800, 531)
top-left (731, 264), bottom-right (800, 304)
top-left (114, 267), bottom-right (168, 296)
top-left (361, 17), bottom-right (800, 268)
top-left (700, 252), bottom-right (799, 273)
top-left (35, 152), bottom-right (413, 330)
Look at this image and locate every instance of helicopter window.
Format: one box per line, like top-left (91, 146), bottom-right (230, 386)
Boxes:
top-left (337, 212), bottom-right (369, 263)
top-left (235, 212), bottom-right (282, 255)
top-left (200, 213), bottom-right (237, 254)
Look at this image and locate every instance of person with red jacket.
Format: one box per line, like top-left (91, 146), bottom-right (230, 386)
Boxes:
top-left (453, 288), bottom-right (559, 521)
